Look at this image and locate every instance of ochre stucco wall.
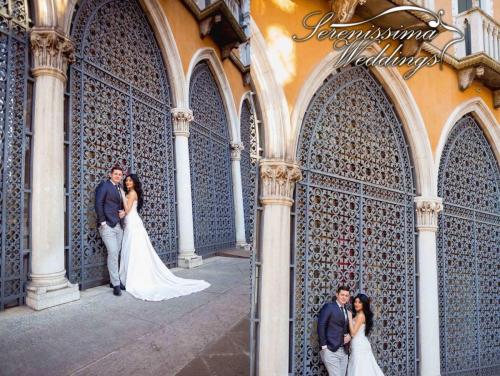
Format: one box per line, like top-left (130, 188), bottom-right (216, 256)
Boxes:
top-left (252, 0), bottom-right (499, 155)
top-left (159, 0), bottom-right (248, 115)
top-left (494, 0), bottom-right (500, 19)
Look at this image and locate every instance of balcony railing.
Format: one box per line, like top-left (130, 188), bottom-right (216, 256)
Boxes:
top-left (455, 7), bottom-right (500, 61)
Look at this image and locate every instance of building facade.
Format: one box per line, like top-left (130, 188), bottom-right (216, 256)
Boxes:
top-left (250, 1), bottom-right (499, 376)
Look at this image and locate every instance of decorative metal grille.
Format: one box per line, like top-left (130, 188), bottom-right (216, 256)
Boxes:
top-left (437, 115), bottom-right (500, 376)
top-left (240, 98), bottom-right (258, 244)
top-left (293, 66), bottom-right (416, 376)
top-left (0, 0), bottom-right (31, 310)
top-left (67, 0), bottom-right (177, 288)
top-left (189, 62), bottom-right (235, 256)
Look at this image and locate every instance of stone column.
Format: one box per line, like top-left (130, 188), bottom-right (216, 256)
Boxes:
top-left (171, 108), bottom-right (202, 268)
top-left (230, 142), bottom-right (247, 247)
top-left (26, 27), bottom-right (80, 310)
top-left (414, 196), bottom-right (443, 376)
top-left (258, 159), bottom-right (302, 376)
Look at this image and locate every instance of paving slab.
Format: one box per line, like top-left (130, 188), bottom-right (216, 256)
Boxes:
top-left (0, 257), bottom-right (250, 376)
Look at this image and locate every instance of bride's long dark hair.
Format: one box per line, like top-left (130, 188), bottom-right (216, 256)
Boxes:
top-left (124, 173), bottom-right (144, 212)
top-left (352, 293), bottom-right (374, 336)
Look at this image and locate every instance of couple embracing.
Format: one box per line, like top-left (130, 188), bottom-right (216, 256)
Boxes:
top-left (95, 164), bottom-right (209, 300)
top-left (318, 286), bottom-right (385, 376)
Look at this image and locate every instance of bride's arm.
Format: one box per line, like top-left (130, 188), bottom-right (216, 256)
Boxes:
top-left (121, 191), bottom-right (137, 214)
top-left (348, 311), bottom-right (365, 337)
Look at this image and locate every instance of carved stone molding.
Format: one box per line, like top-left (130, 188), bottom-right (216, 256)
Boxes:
top-left (330, 0), bottom-right (367, 23)
top-left (30, 27), bottom-right (75, 82)
top-left (171, 108), bottom-right (194, 137)
top-left (494, 90), bottom-right (500, 109)
top-left (230, 142), bottom-right (244, 160)
top-left (260, 159), bottom-right (302, 206)
top-left (402, 38), bottom-right (424, 57)
top-left (458, 66), bottom-right (485, 91)
top-left (414, 196), bottom-right (443, 231)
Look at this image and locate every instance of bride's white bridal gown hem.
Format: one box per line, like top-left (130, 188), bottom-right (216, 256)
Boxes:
top-left (119, 201), bottom-right (210, 301)
top-left (347, 323), bottom-right (385, 376)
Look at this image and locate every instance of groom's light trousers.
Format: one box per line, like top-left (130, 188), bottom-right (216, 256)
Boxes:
top-left (320, 347), bottom-right (348, 376)
top-left (99, 224), bottom-right (123, 287)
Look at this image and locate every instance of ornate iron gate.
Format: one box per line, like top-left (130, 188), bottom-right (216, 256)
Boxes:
top-left (189, 62), bottom-right (235, 256)
top-left (293, 66), bottom-right (417, 375)
top-left (437, 115), bottom-right (500, 376)
top-left (67, 0), bottom-right (177, 288)
top-left (240, 98), bottom-right (258, 244)
top-left (0, 0), bottom-right (31, 310)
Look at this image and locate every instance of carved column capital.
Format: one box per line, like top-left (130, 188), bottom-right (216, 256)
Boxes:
top-left (30, 27), bottom-right (74, 82)
top-left (414, 197), bottom-right (443, 232)
top-left (171, 108), bottom-right (194, 137)
top-left (231, 143), bottom-right (244, 161)
top-left (260, 159), bottom-right (302, 206)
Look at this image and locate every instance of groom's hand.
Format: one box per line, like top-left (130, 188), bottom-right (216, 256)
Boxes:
top-left (119, 210), bottom-right (126, 219)
top-left (343, 334), bottom-right (351, 344)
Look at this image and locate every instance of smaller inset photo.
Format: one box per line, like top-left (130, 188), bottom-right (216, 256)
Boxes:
top-left (0, 0), bottom-right (255, 375)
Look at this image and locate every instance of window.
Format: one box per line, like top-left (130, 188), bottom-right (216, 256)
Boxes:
top-left (464, 19), bottom-right (472, 55)
top-left (458, 0), bottom-right (473, 13)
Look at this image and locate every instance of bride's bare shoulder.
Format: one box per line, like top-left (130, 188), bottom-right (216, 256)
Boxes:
top-left (127, 190), bottom-right (138, 199)
top-left (356, 312), bottom-right (366, 323)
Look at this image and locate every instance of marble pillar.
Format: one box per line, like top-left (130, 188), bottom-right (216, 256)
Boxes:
top-left (415, 196), bottom-right (443, 376)
top-left (257, 159), bottom-right (302, 376)
top-left (27, 27), bottom-right (80, 310)
top-left (171, 108), bottom-right (202, 268)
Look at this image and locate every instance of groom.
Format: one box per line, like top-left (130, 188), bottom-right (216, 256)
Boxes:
top-left (95, 165), bottom-right (126, 296)
top-left (318, 286), bottom-right (352, 376)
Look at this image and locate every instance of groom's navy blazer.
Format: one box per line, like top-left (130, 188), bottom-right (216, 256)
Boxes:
top-left (317, 302), bottom-right (349, 353)
top-left (95, 179), bottom-right (124, 228)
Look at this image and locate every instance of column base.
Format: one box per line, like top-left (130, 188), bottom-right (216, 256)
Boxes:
top-left (236, 241), bottom-right (248, 249)
top-left (26, 280), bottom-right (80, 311)
top-left (178, 253), bottom-right (203, 269)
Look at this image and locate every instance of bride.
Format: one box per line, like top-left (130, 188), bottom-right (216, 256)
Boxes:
top-left (119, 173), bottom-right (210, 301)
top-left (347, 294), bottom-right (385, 376)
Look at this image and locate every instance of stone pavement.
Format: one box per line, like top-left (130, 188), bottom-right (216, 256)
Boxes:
top-left (0, 257), bottom-right (250, 376)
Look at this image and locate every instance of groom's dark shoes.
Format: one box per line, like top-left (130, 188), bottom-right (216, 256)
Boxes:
top-left (113, 286), bottom-right (122, 296)
top-left (109, 282), bottom-right (126, 290)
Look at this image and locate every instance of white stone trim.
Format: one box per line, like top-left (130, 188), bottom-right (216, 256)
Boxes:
top-left (140, 0), bottom-right (188, 108)
top-left (186, 47), bottom-right (240, 143)
top-left (250, 19), bottom-right (290, 159)
top-left (434, 97), bottom-right (500, 195)
top-left (290, 45), bottom-right (435, 196)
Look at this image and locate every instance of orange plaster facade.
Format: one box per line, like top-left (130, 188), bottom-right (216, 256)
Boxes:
top-left (159, 0), bottom-right (248, 114)
top-left (252, 0), bottom-right (499, 156)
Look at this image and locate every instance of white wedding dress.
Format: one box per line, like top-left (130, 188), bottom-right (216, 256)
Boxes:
top-left (119, 201), bottom-right (210, 301)
top-left (347, 323), bottom-right (385, 376)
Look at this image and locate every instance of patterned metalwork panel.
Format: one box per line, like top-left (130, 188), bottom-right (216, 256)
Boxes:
top-left (0, 1), bottom-right (30, 309)
top-left (240, 99), bottom-right (258, 244)
top-left (437, 115), bottom-right (500, 376)
top-left (189, 62), bottom-right (235, 256)
top-left (293, 66), bottom-right (416, 376)
top-left (68, 0), bottom-right (177, 288)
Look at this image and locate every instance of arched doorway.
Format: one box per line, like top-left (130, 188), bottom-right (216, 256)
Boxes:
top-left (293, 66), bottom-right (417, 375)
top-left (437, 115), bottom-right (500, 375)
top-left (188, 62), bottom-right (235, 256)
top-left (0, 1), bottom-right (32, 309)
top-left (67, 0), bottom-right (177, 288)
